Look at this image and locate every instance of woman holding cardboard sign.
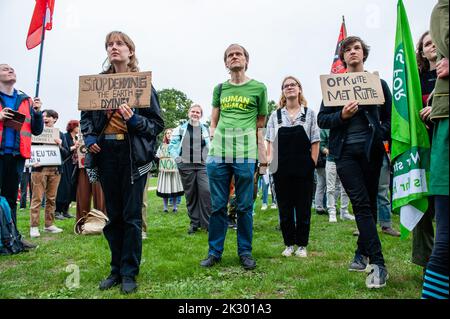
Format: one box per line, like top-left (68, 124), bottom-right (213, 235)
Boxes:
top-left (80, 31), bottom-right (164, 294)
top-left (317, 36), bottom-right (391, 289)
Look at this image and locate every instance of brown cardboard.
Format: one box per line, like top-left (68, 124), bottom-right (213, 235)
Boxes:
top-left (32, 127), bottom-right (59, 144)
top-left (78, 71), bottom-right (152, 110)
top-left (320, 72), bottom-right (385, 107)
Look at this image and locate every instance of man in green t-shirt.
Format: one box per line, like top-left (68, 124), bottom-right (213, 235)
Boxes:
top-left (200, 44), bottom-right (268, 270)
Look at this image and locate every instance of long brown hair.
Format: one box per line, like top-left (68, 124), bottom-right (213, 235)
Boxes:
top-left (102, 31), bottom-right (139, 74)
top-left (416, 31), bottom-right (432, 75)
top-left (163, 129), bottom-right (173, 144)
top-left (278, 76), bottom-right (308, 109)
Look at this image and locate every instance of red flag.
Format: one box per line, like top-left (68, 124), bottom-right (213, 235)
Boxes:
top-left (26, 0), bottom-right (55, 50)
top-left (330, 17), bottom-right (347, 74)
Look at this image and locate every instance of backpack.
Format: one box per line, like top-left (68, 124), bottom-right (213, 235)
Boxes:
top-left (74, 209), bottom-right (109, 235)
top-left (0, 196), bottom-right (25, 255)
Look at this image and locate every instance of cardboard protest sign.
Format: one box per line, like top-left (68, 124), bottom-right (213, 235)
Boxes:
top-left (25, 145), bottom-right (61, 167)
top-left (320, 72), bottom-right (385, 106)
top-left (78, 71), bottom-right (152, 110)
top-left (32, 127), bottom-right (59, 144)
top-left (159, 157), bottom-right (178, 172)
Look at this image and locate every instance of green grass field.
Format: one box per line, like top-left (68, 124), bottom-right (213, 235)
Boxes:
top-left (0, 177), bottom-right (423, 299)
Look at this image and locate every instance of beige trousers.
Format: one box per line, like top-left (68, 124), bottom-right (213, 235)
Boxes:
top-left (30, 167), bottom-right (61, 228)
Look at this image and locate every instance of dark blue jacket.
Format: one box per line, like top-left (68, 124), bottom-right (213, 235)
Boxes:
top-left (317, 78), bottom-right (391, 161)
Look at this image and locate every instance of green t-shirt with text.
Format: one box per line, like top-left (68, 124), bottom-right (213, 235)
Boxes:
top-left (209, 79), bottom-right (268, 159)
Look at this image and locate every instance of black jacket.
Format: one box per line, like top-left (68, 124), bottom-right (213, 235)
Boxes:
top-left (317, 78), bottom-right (391, 161)
top-left (80, 86), bottom-right (164, 180)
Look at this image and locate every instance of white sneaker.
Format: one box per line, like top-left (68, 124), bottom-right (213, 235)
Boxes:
top-left (261, 204), bottom-right (268, 211)
top-left (30, 227), bottom-right (40, 238)
top-left (295, 246), bottom-right (307, 258)
top-left (270, 203), bottom-right (278, 209)
top-left (44, 225), bottom-right (63, 233)
top-left (281, 246), bottom-right (295, 257)
top-left (142, 232), bottom-right (148, 239)
top-left (329, 214), bottom-right (337, 223)
top-left (341, 212), bottom-right (355, 221)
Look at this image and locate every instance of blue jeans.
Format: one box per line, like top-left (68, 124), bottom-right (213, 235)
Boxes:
top-left (377, 155), bottom-right (392, 228)
top-left (206, 157), bottom-right (256, 258)
top-left (261, 177), bottom-right (269, 205)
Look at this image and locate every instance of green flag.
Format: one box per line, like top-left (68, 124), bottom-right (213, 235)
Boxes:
top-left (391, 0), bottom-right (431, 238)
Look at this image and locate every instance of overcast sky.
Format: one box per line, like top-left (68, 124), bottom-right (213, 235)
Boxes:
top-left (1, 0), bottom-right (436, 130)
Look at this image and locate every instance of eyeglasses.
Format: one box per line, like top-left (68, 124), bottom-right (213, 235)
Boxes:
top-left (282, 83), bottom-right (298, 90)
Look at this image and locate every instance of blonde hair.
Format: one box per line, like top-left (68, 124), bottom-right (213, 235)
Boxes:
top-left (102, 31), bottom-right (139, 74)
top-left (278, 76), bottom-right (308, 109)
top-left (189, 104), bottom-right (203, 117)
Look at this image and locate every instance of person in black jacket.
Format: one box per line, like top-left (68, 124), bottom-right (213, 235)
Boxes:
top-left (317, 36), bottom-right (391, 289)
top-left (80, 31), bottom-right (164, 294)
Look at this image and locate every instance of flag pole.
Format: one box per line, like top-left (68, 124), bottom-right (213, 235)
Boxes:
top-left (342, 15), bottom-right (347, 34)
top-left (34, 1), bottom-right (47, 97)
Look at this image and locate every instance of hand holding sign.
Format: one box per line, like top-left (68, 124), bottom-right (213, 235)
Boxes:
top-left (119, 103), bottom-right (134, 121)
top-left (341, 101), bottom-right (359, 120)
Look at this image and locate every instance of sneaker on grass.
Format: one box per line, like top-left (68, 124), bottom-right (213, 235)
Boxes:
top-left (270, 203), bottom-right (277, 209)
top-left (348, 255), bottom-right (369, 272)
top-left (366, 264), bottom-right (389, 289)
top-left (340, 212), bottom-right (355, 221)
top-left (44, 225), bottom-right (63, 233)
top-left (281, 246), bottom-right (295, 257)
top-left (29, 227), bottom-right (40, 238)
top-left (295, 246), bottom-right (307, 258)
top-left (329, 214), bottom-right (337, 223)
top-left (261, 204), bottom-right (268, 211)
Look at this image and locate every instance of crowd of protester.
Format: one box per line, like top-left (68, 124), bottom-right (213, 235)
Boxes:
top-left (0, 0), bottom-right (447, 298)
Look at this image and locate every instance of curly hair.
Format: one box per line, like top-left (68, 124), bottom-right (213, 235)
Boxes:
top-left (66, 120), bottom-right (79, 133)
top-left (102, 31), bottom-right (139, 74)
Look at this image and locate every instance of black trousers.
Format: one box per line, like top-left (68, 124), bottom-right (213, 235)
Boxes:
top-left (98, 139), bottom-right (146, 278)
top-left (20, 171), bottom-right (32, 209)
top-left (0, 154), bottom-right (25, 226)
top-left (274, 175), bottom-right (313, 247)
top-left (336, 142), bottom-right (385, 266)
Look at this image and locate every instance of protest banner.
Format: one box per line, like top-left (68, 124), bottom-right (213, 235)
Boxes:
top-left (26, 144), bottom-right (61, 167)
top-left (159, 157), bottom-right (178, 173)
top-left (320, 72), bottom-right (385, 106)
top-left (78, 71), bottom-right (152, 110)
top-left (32, 127), bottom-right (59, 144)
